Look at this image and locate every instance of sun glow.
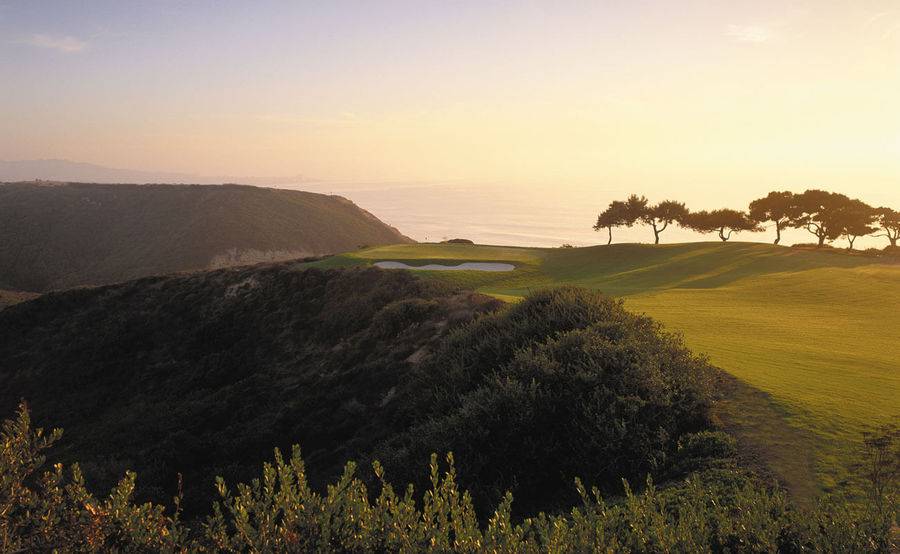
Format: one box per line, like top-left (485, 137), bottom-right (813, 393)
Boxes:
top-left (1, 1), bottom-right (898, 206)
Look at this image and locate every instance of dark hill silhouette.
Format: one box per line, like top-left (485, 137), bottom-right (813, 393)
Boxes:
top-left (0, 264), bottom-right (499, 515)
top-left (0, 182), bottom-right (411, 292)
top-left (0, 262), bottom-right (719, 518)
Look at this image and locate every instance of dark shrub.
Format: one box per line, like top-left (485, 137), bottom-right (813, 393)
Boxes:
top-left (380, 287), bottom-right (718, 516)
top-left (0, 265), bottom-right (498, 516)
top-left (668, 431), bottom-right (738, 477)
top-left (370, 298), bottom-right (440, 338)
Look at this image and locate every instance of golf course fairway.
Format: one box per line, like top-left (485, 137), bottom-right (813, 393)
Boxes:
top-left (309, 242), bottom-right (900, 499)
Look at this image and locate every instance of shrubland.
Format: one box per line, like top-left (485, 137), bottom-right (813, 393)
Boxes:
top-left (0, 265), bottom-right (497, 516)
top-left (1, 270), bottom-right (721, 521)
top-left (1, 265), bottom-right (896, 551)
top-left (378, 288), bottom-right (718, 516)
top-left (1, 403), bottom-right (896, 552)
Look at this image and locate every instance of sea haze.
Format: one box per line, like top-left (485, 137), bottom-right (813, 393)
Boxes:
top-left (289, 182), bottom-right (881, 249)
top-left (290, 182), bottom-right (674, 247)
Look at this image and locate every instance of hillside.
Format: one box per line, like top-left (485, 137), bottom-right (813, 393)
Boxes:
top-left (310, 242), bottom-right (900, 495)
top-left (0, 264), bottom-right (499, 514)
top-left (0, 262), bottom-right (725, 521)
top-left (0, 182), bottom-right (411, 292)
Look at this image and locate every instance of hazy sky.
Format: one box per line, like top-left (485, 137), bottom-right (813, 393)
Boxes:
top-left (2, 0), bottom-right (899, 208)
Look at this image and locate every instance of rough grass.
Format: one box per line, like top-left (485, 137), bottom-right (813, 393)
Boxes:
top-left (307, 242), bottom-right (900, 499)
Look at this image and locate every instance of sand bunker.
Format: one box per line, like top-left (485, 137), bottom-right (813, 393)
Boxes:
top-left (375, 261), bottom-right (515, 272)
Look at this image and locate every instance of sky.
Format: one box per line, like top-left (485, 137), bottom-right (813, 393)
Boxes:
top-left (2, 0), bottom-right (900, 220)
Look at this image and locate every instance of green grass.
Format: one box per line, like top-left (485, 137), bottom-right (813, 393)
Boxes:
top-left (305, 242), bottom-right (900, 497)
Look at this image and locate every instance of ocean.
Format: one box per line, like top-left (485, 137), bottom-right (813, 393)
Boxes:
top-left (288, 181), bottom-right (884, 249)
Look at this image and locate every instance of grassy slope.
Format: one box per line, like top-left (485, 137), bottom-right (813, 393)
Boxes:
top-left (309, 242), bottom-right (900, 495)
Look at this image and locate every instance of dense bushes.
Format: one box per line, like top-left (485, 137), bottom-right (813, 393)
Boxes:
top-left (0, 265), bottom-right (499, 516)
top-left (379, 288), bottom-right (718, 516)
top-left (2, 269), bottom-right (896, 551)
top-left (2, 404), bottom-right (896, 552)
top-left (2, 270), bottom-right (723, 521)
top-left (0, 276), bottom-right (725, 522)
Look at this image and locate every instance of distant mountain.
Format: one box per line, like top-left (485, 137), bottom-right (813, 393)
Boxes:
top-left (0, 182), bottom-right (411, 292)
top-left (0, 159), bottom-right (305, 185)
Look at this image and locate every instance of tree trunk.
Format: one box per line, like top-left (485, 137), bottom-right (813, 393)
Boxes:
top-left (653, 225), bottom-right (660, 244)
top-left (774, 224), bottom-right (781, 245)
top-left (848, 236), bottom-right (856, 250)
top-left (817, 233), bottom-right (826, 247)
top-left (607, 226), bottom-right (612, 245)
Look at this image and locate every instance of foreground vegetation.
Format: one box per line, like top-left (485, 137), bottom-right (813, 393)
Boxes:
top-left (2, 403), bottom-right (896, 552)
top-left (309, 242), bottom-right (900, 496)
top-left (0, 266), bottom-right (734, 525)
top-left (2, 256), bottom-right (895, 550)
top-left (13, 265), bottom-right (892, 549)
top-left (0, 266), bottom-right (499, 516)
top-left (377, 287), bottom-right (719, 517)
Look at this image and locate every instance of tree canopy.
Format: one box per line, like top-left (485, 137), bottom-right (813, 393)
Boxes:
top-left (594, 189), bottom-right (895, 249)
top-left (788, 189), bottom-right (851, 246)
top-left (835, 199), bottom-right (877, 250)
top-left (748, 191), bottom-right (795, 245)
top-left (874, 207), bottom-right (900, 247)
top-left (639, 199), bottom-right (689, 244)
top-left (593, 200), bottom-right (634, 245)
top-left (686, 209), bottom-right (762, 242)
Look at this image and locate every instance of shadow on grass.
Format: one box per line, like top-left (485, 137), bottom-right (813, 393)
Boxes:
top-left (713, 372), bottom-right (822, 506)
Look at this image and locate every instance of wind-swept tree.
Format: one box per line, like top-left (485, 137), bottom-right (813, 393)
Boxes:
top-left (874, 207), bottom-right (900, 247)
top-left (790, 189), bottom-right (852, 247)
top-left (836, 199), bottom-right (877, 250)
top-left (625, 194), bottom-right (649, 218)
top-left (686, 209), bottom-right (763, 242)
top-left (638, 199), bottom-right (689, 244)
top-left (593, 200), bottom-right (635, 245)
top-left (749, 191), bottom-right (795, 245)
